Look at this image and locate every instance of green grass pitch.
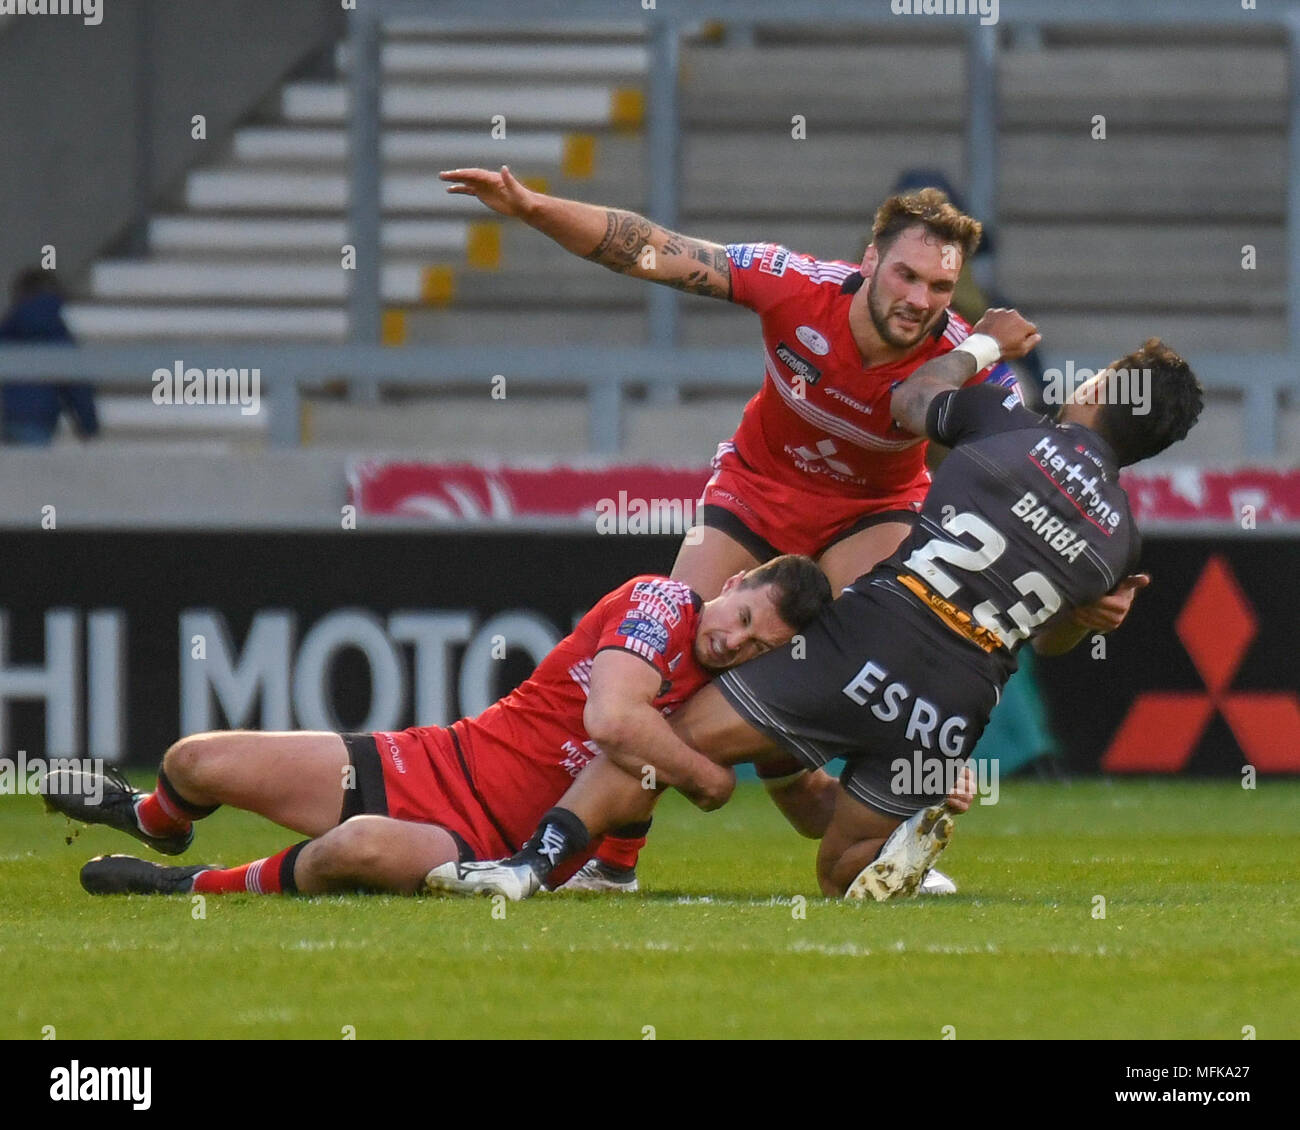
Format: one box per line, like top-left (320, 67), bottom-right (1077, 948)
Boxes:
top-left (1, 776), bottom-right (1296, 1040)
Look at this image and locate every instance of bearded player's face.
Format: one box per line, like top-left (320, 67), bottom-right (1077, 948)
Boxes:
top-left (693, 579), bottom-right (795, 673)
top-left (864, 225), bottom-right (961, 350)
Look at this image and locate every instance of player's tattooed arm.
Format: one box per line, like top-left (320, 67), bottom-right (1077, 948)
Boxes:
top-left (892, 307), bottom-right (1041, 435)
top-left (437, 168), bottom-right (731, 297)
top-left (890, 354), bottom-right (978, 437)
top-left (440, 168), bottom-right (733, 298)
top-left (584, 209), bottom-right (733, 299)
top-left (584, 210), bottom-right (655, 270)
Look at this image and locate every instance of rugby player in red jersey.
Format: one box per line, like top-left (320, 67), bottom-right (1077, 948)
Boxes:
top-left (46, 557), bottom-right (830, 897)
top-left (439, 168), bottom-right (1035, 890)
top-left (439, 168), bottom-right (1026, 596)
top-left (428, 324), bottom-right (1202, 904)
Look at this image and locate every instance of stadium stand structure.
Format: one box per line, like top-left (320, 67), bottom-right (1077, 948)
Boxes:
top-left (36, 19), bottom-right (1300, 465)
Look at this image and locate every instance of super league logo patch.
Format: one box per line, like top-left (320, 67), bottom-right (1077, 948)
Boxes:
top-left (618, 615), bottom-right (670, 655)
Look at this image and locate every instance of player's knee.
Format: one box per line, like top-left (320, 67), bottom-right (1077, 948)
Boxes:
top-left (312, 816), bottom-right (387, 879)
top-left (161, 732), bottom-right (225, 791)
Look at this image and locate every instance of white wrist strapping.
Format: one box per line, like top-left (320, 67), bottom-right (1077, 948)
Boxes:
top-left (953, 332), bottom-right (1002, 371)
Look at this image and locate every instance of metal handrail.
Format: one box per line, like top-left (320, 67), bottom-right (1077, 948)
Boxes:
top-left (0, 344), bottom-right (1292, 458)
top-left (1, 0), bottom-right (1295, 456)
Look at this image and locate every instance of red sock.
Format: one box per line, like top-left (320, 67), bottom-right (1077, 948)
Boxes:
top-left (596, 834), bottom-right (646, 871)
top-left (134, 782), bottom-right (192, 839)
top-left (192, 844), bottom-right (299, 895)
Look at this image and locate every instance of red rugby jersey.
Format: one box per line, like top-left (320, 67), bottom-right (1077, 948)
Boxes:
top-left (724, 242), bottom-right (1017, 500)
top-left (450, 576), bottom-right (710, 844)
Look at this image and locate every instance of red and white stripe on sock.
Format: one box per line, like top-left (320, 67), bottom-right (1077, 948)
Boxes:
top-left (192, 845), bottom-right (297, 895)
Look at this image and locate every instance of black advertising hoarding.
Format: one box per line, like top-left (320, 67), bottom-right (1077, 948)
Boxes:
top-left (0, 531), bottom-right (1295, 774)
top-left (1036, 536), bottom-right (1300, 775)
top-left (0, 531), bottom-right (678, 766)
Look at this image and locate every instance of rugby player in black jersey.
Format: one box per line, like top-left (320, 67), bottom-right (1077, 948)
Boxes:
top-left (427, 312), bottom-right (1203, 902)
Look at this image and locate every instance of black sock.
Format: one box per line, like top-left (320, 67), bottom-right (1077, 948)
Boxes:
top-left (279, 840), bottom-right (311, 895)
top-left (156, 766), bottom-right (221, 819)
top-left (609, 818), bottom-right (652, 839)
top-left (510, 807), bottom-right (590, 883)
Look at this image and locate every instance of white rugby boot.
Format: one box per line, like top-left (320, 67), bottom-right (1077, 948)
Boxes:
top-left (919, 868), bottom-right (957, 896)
top-left (423, 858), bottom-right (540, 901)
top-left (845, 804), bottom-right (954, 902)
top-left (556, 859), bottom-right (640, 893)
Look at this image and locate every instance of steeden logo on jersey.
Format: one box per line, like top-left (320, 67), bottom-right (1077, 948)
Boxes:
top-left (825, 386), bottom-right (873, 415)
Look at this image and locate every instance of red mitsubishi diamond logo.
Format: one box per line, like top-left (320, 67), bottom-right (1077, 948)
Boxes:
top-left (1101, 555), bottom-right (1300, 771)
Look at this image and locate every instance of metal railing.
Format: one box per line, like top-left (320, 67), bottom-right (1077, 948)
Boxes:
top-left (0, 343), bottom-right (1290, 459)
top-left (0, 0), bottom-right (1297, 457)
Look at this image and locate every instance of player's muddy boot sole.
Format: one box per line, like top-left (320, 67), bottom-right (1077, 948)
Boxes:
top-left (42, 766), bottom-right (193, 856)
top-left (846, 805), bottom-right (954, 902)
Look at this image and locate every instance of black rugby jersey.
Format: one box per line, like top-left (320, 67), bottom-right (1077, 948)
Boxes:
top-left (869, 384), bottom-right (1141, 675)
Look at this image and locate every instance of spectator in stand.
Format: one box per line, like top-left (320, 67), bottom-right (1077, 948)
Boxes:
top-left (0, 268), bottom-right (99, 445)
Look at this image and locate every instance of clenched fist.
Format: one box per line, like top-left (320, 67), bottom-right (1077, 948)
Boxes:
top-left (972, 307), bottom-right (1041, 361)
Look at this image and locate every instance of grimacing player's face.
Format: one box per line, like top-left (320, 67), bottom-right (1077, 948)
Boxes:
top-left (692, 578), bottom-right (796, 673)
top-left (864, 225), bottom-right (961, 350)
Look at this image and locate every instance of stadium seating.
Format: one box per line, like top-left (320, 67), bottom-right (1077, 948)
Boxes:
top-left (51, 19), bottom-right (1292, 462)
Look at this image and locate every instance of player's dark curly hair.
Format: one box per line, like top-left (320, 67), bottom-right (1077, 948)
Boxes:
top-left (1095, 338), bottom-right (1203, 466)
top-left (739, 554), bottom-right (832, 630)
top-left (872, 188), bottom-right (983, 263)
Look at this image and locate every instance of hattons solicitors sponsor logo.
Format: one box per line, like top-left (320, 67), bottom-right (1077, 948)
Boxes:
top-left (890, 753), bottom-right (999, 806)
top-left (0, 0), bottom-right (102, 25)
top-left (595, 491), bottom-right (703, 543)
top-left (1043, 360), bottom-right (1151, 416)
top-left (2, 750), bottom-right (105, 805)
top-left (152, 360), bottom-right (261, 416)
top-left (891, 0), bottom-right (998, 27)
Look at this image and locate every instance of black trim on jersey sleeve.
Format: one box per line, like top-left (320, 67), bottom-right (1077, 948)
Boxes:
top-left (927, 383), bottom-right (1043, 449)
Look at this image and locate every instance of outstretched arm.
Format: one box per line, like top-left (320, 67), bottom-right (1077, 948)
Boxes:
top-left (889, 307), bottom-right (1041, 437)
top-left (440, 165), bottom-right (733, 299)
